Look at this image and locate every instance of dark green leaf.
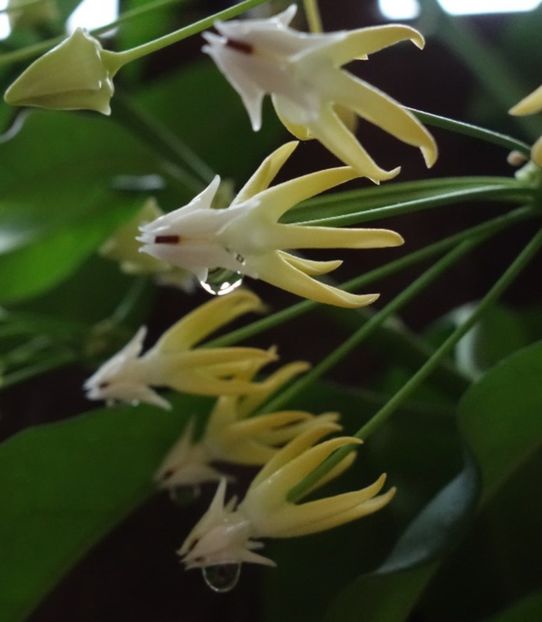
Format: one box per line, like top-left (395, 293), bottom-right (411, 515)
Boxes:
top-left (484, 590), bottom-right (542, 622)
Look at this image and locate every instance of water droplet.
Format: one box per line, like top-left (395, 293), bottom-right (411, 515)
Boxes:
top-left (169, 485), bottom-right (201, 506)
top-left (202, 564), bottom-right (241, 593)
top-left (200, 268), bottom-right (243, 296)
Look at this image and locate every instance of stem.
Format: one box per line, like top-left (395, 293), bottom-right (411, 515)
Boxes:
top-left (0, 0), bottom-right (189, 65)
top-left (113, 94), bottom-right (213, 191)
top-left (207, 205), bottom-right (535, 348)
top-left (295, 186), bottom-right (533, 228)
top-left (409, 108), bottom-right (532, 157)
top-left (261, 237), bottom-right (483, 416)
top-left (303, 0), bottom-right (323, 33)
top-left (111, 0), bottom-right (268, 69)
top-left (287, 226), bottom-right (542, 502)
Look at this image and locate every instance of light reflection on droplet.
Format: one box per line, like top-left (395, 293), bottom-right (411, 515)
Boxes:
top-left (202, 563), bottom-right (241, 593)
top-left (200, 268), bottom-right (243, 296)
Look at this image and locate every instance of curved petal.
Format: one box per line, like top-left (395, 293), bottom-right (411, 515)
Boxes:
top-left (509, 85), bottom-right (542, 116)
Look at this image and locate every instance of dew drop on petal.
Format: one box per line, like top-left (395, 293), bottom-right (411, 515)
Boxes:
top-left (202, 564), bottom-right (241, 593)
top-left (200, 268), bottom-right (243, 296)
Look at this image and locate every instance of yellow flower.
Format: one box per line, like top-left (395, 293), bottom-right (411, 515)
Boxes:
top-left (138, 141), bottom-right (404, 308)
top-left (203, 5), bottom-right (437, 182)
top-left (155, 360), bottom-right (340, 488)
top-left (509, 85), bottom-right (542, 167)
top-left (179, 424), bottom-right (395, 568)
top-left (4, 28), bottom-right (118, 114)
top-left (99, 198), bottom-right (195, 291)
top-left (83, 290), bottom-right (277, 409)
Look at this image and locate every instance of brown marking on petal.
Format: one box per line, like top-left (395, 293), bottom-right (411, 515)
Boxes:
top-left (225, 38), bottom-right (253, 55)
top-left (155, 235), bottom-right (180, 244)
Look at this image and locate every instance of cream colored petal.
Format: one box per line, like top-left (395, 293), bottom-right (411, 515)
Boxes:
top-left (251, 251), bottom-right (380, 308)
top-left (151, 289), bottom-right (265, 353)
top-left (267, 223), bottom-right (404, 250)
top-left (325, 25), bottom-right (424, 67)
top-left (274, 487), bottom-right (396, 537)
top-left (509, 85), bottom-right (542, 116)
top-left (255, 165), bottom-right (358, 220)
top-left (273, 255), bottom-right (343, 276)
top-left (233, 141), bottom-right (299, 204)
top-left (272, 95), bottom-right (313, 140)
top-left (228, 410), bottom-right (312, 437)
top-left (531, 136), bottom-right (542, 167)
top-left (213, 440), bottom-right (277, 465)
top-left (257, 412), bottom-right (341, 446)
top-left (307, 105), bottom-right (401, 182)
top-left (239, 361), bottom-right (311, 417)
top-left (260, 473), bottom-right (387, 536)
top-left (334, 72), bottom-right (437, 168)
top-left (247, 436), bottom-right (362, 512)
top-left (299, 450), bottom-right (356, 499)
top-left (250, 423), bottom-right (340, 488)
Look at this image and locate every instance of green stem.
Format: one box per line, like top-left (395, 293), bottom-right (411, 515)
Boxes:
top-left (261, 236), bottom-right (484, 417)
top-left (0, 0), bottom-right (189, 65)
top-left (207, 205), bottom-right (535, 348)
top-left (109, 0), bottom-right (268, 70)
top-left (293, 186), bottom-right (533, 228)
top-left (409, 108), bottom-right (532, 156)
top-left (287, 225), bottom-right (542, 502)
top-left (303, 0), bottom-right (323, 33)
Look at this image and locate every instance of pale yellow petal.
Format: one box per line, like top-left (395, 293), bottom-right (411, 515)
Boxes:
top-left (255, 412), bottom-right (340, 446)
top-left (274, 487), bottom-right (396, 537)
top-left (509, 85), bottom-right (542, 116)
top-left (233, 141), bottom-right (299, 204)
top-left (334, 72), bottom-right (437, 168)
top-left (252, 251), bottom-right (380, 308)
top-left (532, 136), bottom-right (542, 167)
top-left (152, 289), bottom-right (265, 352)
top-left (255, 165), bottom-right (359, 220)
top-left (261, 473), bottom-right (387, 536)
top-left (299, 449), bottom-right (355, 499)
top-left (272, 95), bottom-right (313, 140)
top-left (326, 25), bottom-right (424, 67)
top-left (267, 223), bottom-right (404, 250)
top-left (228, 410), bottom-right (313, 438)
top-left (307, 104), bottom-right (401, 182)
top-left (277, 255), bottom-right (343, 276)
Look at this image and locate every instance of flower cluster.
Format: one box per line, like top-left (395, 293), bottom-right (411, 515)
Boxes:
top-left (510, 85), bottom-right (542, 168)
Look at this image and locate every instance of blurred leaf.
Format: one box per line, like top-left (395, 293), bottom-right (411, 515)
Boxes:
top-left (0, 394), bottom-right (210, 622)
top-left (484, 590), bottom-right (542, 622)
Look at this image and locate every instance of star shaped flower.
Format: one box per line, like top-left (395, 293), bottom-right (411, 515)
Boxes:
top-left (179, 423), bottom-right (395, 568)
top-left (155, 360), bottom-right (339, 489)
top-left (509, 85), bottom-right (542, 167)
top-left (83, 290), bottom-right (277, 409)
top-left (202, 5), bottom-right (437, 182)
top-left (138, 141), bottom-right (404, 308)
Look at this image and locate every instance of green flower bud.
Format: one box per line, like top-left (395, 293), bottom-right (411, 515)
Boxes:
top-left (4, 28), bottom-right (117, 115)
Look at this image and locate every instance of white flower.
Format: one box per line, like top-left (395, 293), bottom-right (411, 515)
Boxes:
top-left (202, 5), bottom-right (437, 182)
top-left (83, 290), bottom-right (277, 409)
top-left (138, 141), bottom-right (403, 308)
top-left (179, 424), bottom-right (395, 568)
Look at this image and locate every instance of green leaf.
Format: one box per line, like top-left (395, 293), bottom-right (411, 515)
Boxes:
top-left (0, 394), bottom-right (209, 622)
top-left (484, 590), bottom-right (542, 622)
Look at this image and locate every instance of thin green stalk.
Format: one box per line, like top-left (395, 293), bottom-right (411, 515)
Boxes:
top-left (303, 0), bottom-right (323, 33)
top-left (287, 226), bottom-right (542, 502)
top-left (206, 205), bottom-right (535, 348)
top-left (109, 0), bottom-right (268, 69)
top-left (114, 94), bottom-right (213, 191)
top-left (260, 237), bottom-right (483, 416)
top-left (409, 108), bottom-right (532, 156)
top-left (0, 0), bottom-right (188, 65)
top-left (296, 185), bottom-right (533, 227)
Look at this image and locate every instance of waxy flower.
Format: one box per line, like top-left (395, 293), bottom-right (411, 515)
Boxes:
top-left (84, 290), bottom-right (276, 409)
top-left (138, 141), bottom-right (404, 308)
top-left (203, 5), bottom-right (437, 182)
top-left (156, 360), bottom-right (340, 488)
top-left (4, 28), bottom-right (119, 114)
top-left (100, 198), bottom-right (195, 291)
top-left (179, 424), bottom-right (395, 568)
top-left (509, 85), bottom-right (542, 167)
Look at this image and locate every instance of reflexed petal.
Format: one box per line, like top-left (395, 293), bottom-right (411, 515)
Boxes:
top-left (532, 136), bottom-right (542, 167)
top-left (267, 224), bottom-right (404, 250)
top-left (509, 85), bottom-right (542, 116)
top-left (279, 255), bottom-right (343, 276)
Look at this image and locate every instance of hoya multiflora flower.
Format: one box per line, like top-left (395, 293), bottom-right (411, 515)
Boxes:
top-left (509, 85), bottom-right (542, 167)
top-left (4, 27), bottom-right (118, 114)
top-left (100, 198), bottom-right (195, 291)
top-left (179, 424), bottom-right (395, 568)
top-left (84, 290), bottom-right (277, 409)
top-left (203, 5), bottom-right (437, 182)
top-left (155, 360), bottom-right (339, 488)
top-left (138, 141), bottom-right (404, 308)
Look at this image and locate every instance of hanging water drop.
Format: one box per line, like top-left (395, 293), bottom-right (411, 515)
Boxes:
top-left (200, 268), bottom-right (243, 296)
top-left (202, 563), bottom-right (241, 593)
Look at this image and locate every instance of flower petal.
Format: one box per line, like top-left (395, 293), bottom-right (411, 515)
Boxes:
top-left (267, 224), bottom-right (404, 250)
top-left (509, 85), bottom-right (542, 116)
